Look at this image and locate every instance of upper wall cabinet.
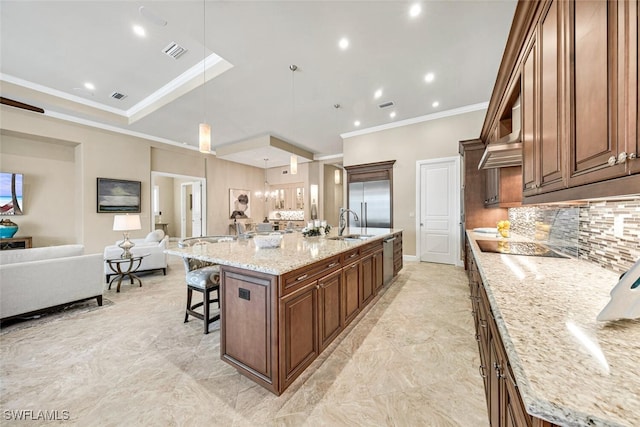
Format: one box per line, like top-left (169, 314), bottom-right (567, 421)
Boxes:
top-left (567, 0), bottom-right (639, 186)
top-left (522, 0), bottom-right (565, 197)
top-left (481, 0), bottom-right (639, 203)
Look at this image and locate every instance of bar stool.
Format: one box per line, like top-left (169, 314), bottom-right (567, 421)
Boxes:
top-left (184, 262), bottom-right (220, 334)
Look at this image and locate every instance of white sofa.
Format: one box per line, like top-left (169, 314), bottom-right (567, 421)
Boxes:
top-left (0, 244), bottom-right (104, 321)
top-left (104, 230), bottom-right (169, 282)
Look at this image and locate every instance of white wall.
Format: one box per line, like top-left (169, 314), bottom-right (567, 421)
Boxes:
top-left (343, 109), bottom-right (486, 256)
top-left (0, 105), bottom-right (265, 253)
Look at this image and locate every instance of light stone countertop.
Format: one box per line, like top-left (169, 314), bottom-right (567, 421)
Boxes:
top-left (467, 231), bottom-right (640, 427)
top-left (165, 227), bottom-right (401, 276)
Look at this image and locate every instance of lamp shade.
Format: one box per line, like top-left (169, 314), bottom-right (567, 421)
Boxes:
top-left (199, 123), bottom-right (211, 153)
top-left (113, 214), bottom-right (141, 231)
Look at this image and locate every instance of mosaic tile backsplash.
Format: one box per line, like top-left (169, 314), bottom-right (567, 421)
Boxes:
top-left (509, 198), bottom-right (640, 275)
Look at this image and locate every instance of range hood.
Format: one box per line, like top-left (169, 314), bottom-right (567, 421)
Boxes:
top-left (478, 133), bottom-right (523, 169)
top-left (478, 96), bottom-right (522, 170)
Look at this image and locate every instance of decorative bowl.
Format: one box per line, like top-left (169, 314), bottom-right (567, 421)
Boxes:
top-left (254, 233), bottom-right (283, 249)
top-left (0, 219), bottom-right (18, 238)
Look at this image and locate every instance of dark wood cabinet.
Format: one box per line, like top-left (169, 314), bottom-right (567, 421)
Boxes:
top-left (393, 231), bottom-right (403, 275)
top-left (342, 260), bottom-right (360, 327)
top-left (485, 167), bottom-right (523, 207)
top-left (522, 0), bottom-right (565, 197)
top-left (482, 0), bottom-right (639, 204)
top-left (317, 269), bottom-right (343, 351)
top-left (373, 249), bottom-right (383, 293)
top-left (360, 252), bottom-right (375, 307)
top-left (280, 282), bottom-right (319, 389)
top-left (485, 168), bottom-right (500, 206)
top-left (466, 239), bottom-right (557, 427)
top-left (522, 33), bottom-right (537, 195)
top-left (568, 0), bottom-right (628, 186)
top-left (220, 267), bottom-right (279, 394)
top-left (221, 236), bottom-right (402, 396)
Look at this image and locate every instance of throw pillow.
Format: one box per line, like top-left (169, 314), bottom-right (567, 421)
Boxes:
top-left (145, 229), bottom-right (165, 243)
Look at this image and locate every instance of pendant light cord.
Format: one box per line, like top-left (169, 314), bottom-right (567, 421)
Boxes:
top-left (203, 0), bottom-right (206, 123)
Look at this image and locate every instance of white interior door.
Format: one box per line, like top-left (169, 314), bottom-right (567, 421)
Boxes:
top-left (418, 157), bottom-right (459, 265)
top-left (191, 181), bottom-right (202, 237)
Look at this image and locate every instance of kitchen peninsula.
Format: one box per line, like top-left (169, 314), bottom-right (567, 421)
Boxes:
top-left (166, 227), bottom-right (403, 395)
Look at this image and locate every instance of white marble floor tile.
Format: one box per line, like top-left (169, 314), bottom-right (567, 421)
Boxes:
top-left (1, 257), bottom-right (487, 426)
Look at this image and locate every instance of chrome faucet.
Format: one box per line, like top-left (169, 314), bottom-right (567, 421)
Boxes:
top-left (338, 208), bottom-right (359, 236)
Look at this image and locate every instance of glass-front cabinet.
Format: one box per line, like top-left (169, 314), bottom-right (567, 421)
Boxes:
top-left (269, 183), bottom-right (304, 211)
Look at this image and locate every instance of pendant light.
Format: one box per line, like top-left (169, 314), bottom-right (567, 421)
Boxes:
top-left (289, 64), bottom-right (298, 174)
top-left (198, 0), bottom-right (211, 153)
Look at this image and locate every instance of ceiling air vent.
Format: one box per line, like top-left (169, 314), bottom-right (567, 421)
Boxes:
top-left (110, 92), bottom-right (127, 100)
top-left (162, 42), bottom-right (187, 59)
top-left (378, 101), bottom-right (394, 109)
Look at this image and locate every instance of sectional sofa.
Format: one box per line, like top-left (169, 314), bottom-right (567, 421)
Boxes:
top-left (0, 244), bottom-right (104, 321)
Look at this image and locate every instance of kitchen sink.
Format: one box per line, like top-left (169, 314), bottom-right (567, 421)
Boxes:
top-left (328, 234), bottom-right (374, 241)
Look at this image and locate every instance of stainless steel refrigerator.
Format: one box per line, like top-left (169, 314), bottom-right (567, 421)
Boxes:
top-left (348, 180), bottom-right (391, 228)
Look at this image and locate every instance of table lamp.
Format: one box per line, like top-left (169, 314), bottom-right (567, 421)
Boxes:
top-left (113, 214), bottom-right (141, 259)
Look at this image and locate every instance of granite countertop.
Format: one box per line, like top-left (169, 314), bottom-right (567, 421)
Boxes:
top-left (165, 227), bottom-right (400, 276)
top-left (467, 230), bottom-right (639, 427)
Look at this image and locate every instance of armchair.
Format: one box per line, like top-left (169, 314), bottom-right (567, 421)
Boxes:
top-left (104, 230), bottom-right (169, 282)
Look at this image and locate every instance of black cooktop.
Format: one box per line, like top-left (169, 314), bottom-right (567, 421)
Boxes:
top-left (476, 240), bottom-right (569, 258)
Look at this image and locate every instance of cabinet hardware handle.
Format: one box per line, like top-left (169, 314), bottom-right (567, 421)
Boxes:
top-left (480, 319), bottom-right (487, 328)
top-left (479, 365), bottom-right (487, 379)
top-left (296, 274), bottom-right (308, 281)
top-left (618, 152), bottom-right (628, 164)
top-left (608, 155), bottom-right (617, 166)
top-left (629, 152), bottom-right (637, 159)
top-left (328, 262), bottom-right (338, 268)
top-left (351, 264), bottom-right (357, 269)
top-left (349, 253), bottom-right (357, 258)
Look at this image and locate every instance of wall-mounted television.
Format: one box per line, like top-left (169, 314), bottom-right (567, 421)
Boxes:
top-left (0, 173), bottom-right (23, 215)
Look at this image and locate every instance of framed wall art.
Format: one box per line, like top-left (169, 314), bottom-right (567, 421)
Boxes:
top-left (229, 188), bottom-right (250, 219)
top-left (97, 178), bottom-right (141, 213)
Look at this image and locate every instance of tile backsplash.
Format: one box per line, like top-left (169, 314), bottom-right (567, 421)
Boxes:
top-left (509, 198), bottom-right (640, 275)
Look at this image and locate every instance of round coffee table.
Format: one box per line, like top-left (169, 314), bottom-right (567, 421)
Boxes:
top-left (105, 254), bottom-right (149, 292)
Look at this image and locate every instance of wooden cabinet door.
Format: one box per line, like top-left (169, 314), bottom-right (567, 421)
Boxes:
top-left (360, 253), bottom-right (375, 307)
top-left (342, 261), bottom-right (360, 326)
top-left (317, 269), bottom-right (343, 351)
top-left (569, 0), bottom-right (627, 185)
top-left (280, 283), bottom-right (318, 387)
top-left (539, 0), bottom-right (565, 192)
top-left (622, 0), bottom-right (639, 174)
top-left (484, 168), bottom-right (500, 206)
top-left (522, 34), bottom-right (538, 196)
top-left (373, 249), bottom-right (383, 293)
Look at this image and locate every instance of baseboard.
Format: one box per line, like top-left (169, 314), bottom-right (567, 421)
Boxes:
top-left (403, 255), bottom-right (419, 262)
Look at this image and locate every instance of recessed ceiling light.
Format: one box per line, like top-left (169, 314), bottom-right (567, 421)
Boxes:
top-left (432, 101), bottom-right (440, 108)
top-left (424, 73), bottom-right (435, 83)
top-left (84, 82), bottom-right (95, 91)
top-left (374, 89), bottom-right (383, 99)
top-left (133, 25), bottom-right (146, 37)
top-left (339, 37), bottom-right (350, 50)
top-left (390, 111), bottom-right (396, 118)
top-left (354, 120), bottom-right (361, 127)
top-left (410, 4), bottom-right (422, 18)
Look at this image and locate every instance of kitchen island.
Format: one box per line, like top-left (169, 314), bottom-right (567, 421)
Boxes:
top-left (166, 227), bottom-right (403, 395)
top-left (466, 231), bottom-right (639, 427)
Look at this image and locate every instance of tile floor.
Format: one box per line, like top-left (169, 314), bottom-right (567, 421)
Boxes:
top-left (0, 255), bottom-right (488, 426)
